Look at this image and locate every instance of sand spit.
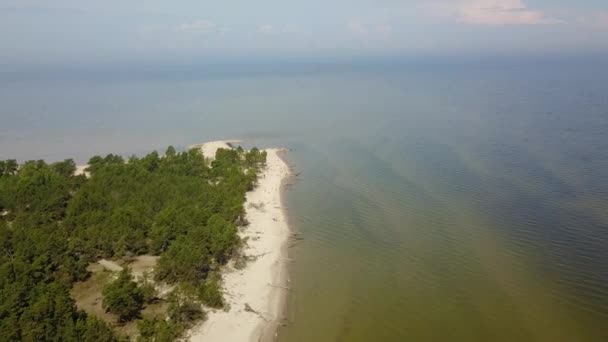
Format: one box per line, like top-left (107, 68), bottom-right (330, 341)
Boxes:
top-left (189, 141), bottom-right (291, 342)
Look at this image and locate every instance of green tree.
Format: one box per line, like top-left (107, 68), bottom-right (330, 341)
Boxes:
top-left (167, 287), bottom-right (204, 325)
top-left (139, 272), bottom-right (157, 304)
top-left (77, 316), bottom-right (119, 342)
top-left (102, 268), bottom-right (144, 322)
top-left (0, 144), bottom-right (266, 340)
top-left (137, 317), bottom-right (179, 342)
top-left (198, 275), bottom-right (224, 308)
top-left (155, 234), bottom-right (211, 283)
top-left (51, 159), bottom-right (77, 178)
top-left (0, 159), bottom-right (18, 177)
top-left (165, 146), bottom-right (176, 158)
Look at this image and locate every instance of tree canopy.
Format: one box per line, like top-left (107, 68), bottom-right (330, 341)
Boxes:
top-left (0, 145), bottom-right (266, 341)
top-left (102, 268), bottom-right (144, 322)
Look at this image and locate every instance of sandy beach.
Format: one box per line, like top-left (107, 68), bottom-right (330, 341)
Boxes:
top-left (74, 165), bottom-right (90, 178)
top-left (189, 140), bottom-right (291, 342)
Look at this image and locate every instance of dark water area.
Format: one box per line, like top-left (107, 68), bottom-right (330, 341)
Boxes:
top-left (1, 59), bottom-right (607, 341)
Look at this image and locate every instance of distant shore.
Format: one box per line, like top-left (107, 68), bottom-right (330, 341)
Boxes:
top-left (189, 141), bottom-right (292, 342)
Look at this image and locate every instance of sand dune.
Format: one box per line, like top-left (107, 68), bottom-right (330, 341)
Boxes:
top-left (189, 140), bottom-right (241, 161)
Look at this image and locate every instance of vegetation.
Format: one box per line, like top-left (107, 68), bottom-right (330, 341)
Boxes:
top-left (0, 145), bottom-right (266, 341)
top-left (137, 285), bottom-right (205, 342)
top-left (139, 272), bottom-right (158, 304)
top-left (137, 316), bottom-right (179, 342)
top-left (198, 274), bottom-right (224, 308)
top-left (102, 269), bottom-right (144, 322)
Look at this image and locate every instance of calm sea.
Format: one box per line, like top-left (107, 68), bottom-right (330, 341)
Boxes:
top-left (1, 59), bottom-right (607, 341)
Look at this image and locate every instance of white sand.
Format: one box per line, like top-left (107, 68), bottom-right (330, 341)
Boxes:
top-left (75, 165), bottom-right (90, 178)
top-left (189, 141), bottom-right (291, 342)
top-left (98, 259), bottom-right (123, 272)
top-left (189, 140), bottom-right (241, 161)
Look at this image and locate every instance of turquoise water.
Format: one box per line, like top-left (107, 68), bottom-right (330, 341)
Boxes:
top-left (1, 61), bottom-right (607, 341)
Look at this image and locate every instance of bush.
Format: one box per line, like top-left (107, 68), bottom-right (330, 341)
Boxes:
top-left (198, 275), bottom-right (224, 308)
top-left (137, 316), bottom-right (179, 342)
top-left (102, 268), bottom-right (144, 322)
top-left (78, 316), bottom-right (120, 342)
top-left (139, 271), bottom-right (158, 304)
top-left (168, 287), bottom-right (204, 325)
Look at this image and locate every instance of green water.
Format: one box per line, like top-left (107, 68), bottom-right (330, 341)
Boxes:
top-left (2, 62), bottom-right (607, 341)
top-left (282, 139), bottom-right (607, 341)
top-left (276, 67), bottom-right (608, 341)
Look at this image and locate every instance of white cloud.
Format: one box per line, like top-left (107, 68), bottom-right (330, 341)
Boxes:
top-left (256, 24), bottom-right (305, 36)
top-left (348, 21), bottom-right (367, 35)
top-left (138, 20), bottom-right (228, 38)
top-left (457, 0), bottom-right (556, 25)
top-left (577, 12), bottom-right (608, 30)
top-left (257, 24), bottom-right (275, 34)
top-left (375, 24), bottom-right (392, 35)
top-left (177, 20), bottom-right (219, 34)
top-left (348, 21), bottom-right (392, 38)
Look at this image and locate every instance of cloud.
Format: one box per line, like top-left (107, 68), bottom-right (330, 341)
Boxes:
top-left (177, 20), bottom-right (220, 34)
top-left (256, 24), bottom-right (304, 36)
top-left (348, 21), bottom-right (367, 35)
top-left (375, 24), bottom-right (392, 35)
top-left (257, 24), bottom-right (275, 34)
top-left (457, 0), bottom-right (557, 25)
top-left (139, 20), bottom-right (228, 38)
top-left (577, 12), bottom-right (608, 30)
top-left (348, 21), bottom-right (392, 38)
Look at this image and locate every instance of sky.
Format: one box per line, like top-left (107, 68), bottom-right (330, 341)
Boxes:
top-left (1, 0), bottom-right (608, 66)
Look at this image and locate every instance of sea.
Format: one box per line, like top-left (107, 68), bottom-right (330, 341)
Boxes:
top-left (1, 57), bottom-right (607, 341)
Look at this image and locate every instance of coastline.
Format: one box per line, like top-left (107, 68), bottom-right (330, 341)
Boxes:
top-left (189, 141), bottom-right (292, 342)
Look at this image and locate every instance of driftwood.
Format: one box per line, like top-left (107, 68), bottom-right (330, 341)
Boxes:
top-left (245, 303), bottom-right (268, 321)
top-left (268, 283), bottom-right (289, 290)
top-left (268, 283), bottom-right (293, 292)
top-left (288, 233), bottom-right (304, 248)
top-left (282, 170), bottom-right (299, 189)
top-left (289, 233), bottom-right (303, 240)
top-left (283, 180), bottom-right (297, 189)
top-left (249, 202), bottom-right (266, 211)
top-left (276, 318), bottom-right (289, 327)
top-left (249, 251), bottom-right (271, 259)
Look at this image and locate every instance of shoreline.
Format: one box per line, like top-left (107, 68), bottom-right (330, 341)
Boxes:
top-left (259, 148), bottom-right (293, 342)
top-left (189, 141), bottom-right (292, 342)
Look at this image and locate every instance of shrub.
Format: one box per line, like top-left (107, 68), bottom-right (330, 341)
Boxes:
top-left (137, 316), bottom-right (179, 342)
top-left (168, 287), bottom-right (204, 325)
top-left (198, 275), bottom-right (224, 308)
top-left (102, 268), bottom-right (144, 322)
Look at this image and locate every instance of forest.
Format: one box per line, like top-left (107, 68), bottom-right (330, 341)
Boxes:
top-left (0, 145), bottom-right (267, 341)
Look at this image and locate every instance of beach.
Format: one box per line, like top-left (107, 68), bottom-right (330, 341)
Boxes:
top-left (189, 141), bottom-right (291, 342)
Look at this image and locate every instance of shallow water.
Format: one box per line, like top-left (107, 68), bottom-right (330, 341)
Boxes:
top-left (1, 60), bottom-right (607, 341)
